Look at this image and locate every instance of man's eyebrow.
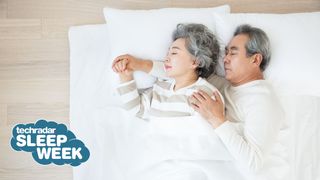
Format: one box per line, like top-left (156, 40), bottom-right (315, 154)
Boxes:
top-left (230, 46), bottom-right (239, 51)
top-left (226, 46), bottom-right (239, 51)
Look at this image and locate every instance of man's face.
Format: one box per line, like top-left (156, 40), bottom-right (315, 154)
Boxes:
top-left (224, 34), bottom-right (254, 86)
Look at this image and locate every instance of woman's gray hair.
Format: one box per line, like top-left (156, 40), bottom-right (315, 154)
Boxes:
top-left (172, 23), bottom-right (220, 78)
top-left (234, 24), bottom-right (271, 71)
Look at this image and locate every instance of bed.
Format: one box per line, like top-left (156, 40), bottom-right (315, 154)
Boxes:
top-left (69, 5), bottom-right (320, 180)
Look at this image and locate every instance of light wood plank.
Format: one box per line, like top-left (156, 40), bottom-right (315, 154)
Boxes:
top-left (0, 126), bottom-right (36, 169)
top-left (0, 168), bottom-right (72, 180)
top-left (7, 103), bottom-right (69, 125)
top-left (0, 19), bottom-right (41, 39)
top-left (0, 104), bottom-right (7, 126)
top-left (105, 0), bottom-right (171, 9)
top-left (8, 0), bottom-right (172, 19)
top-left (8, 0), bottom-right (107, 19)
top-left (0, 80), bottom-right (69, 104)
top-left (0, 60), bottom-right (68, 80)
top-left (0, 39), bottom-right (68, 62)
top-left (171, 0), bottom-right (320, 13)
top-left (230, 1), bottom-right (320, 13)
top-left (42, 18), bottom-right (104, 39)
top-left (0, 0), bottom-right (6, 18)
top-left (0, 127), bottom-right (72, 179)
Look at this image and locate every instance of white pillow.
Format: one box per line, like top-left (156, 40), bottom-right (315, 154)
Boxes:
top-left (104, 5), bottom-right (230, 89)
top-left (214, 12), bottom-right (320, 96)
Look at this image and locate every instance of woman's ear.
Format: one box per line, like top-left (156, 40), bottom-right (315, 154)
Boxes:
top-left (191, 59), bottom-right (199, 70)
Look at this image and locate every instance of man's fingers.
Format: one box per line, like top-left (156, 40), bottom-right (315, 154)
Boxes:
top-left (190, 103), bottom-right (200, 111)
top-left (192, 92), bottom-right (205, 102)
top-left (213, 91), bottom-right (222, 102)
top-left (198, 90), bottom-right (210, 100)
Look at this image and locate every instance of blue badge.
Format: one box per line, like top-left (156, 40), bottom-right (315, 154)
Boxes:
top-left (10, 119), bottom-right (90, 166)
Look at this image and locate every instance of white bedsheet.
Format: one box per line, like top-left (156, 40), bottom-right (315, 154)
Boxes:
top-left (69, 24), bottom-right (320, 180)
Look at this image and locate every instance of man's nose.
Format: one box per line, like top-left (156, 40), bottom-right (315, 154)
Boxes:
top-left (223, 55), bottom-right (229, 63)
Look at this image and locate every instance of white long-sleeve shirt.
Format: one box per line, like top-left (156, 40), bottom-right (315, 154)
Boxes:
top-left (215, 79), bottom-right (288, 176)
top-left (150, 61), bottom-right (289, 179)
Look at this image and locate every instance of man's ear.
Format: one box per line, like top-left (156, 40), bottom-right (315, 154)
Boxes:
top-left (251, 53), bottom-right (263, 67)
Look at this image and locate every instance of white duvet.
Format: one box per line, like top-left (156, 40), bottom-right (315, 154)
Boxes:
top-left (69, 24), bottom-right (320, 180)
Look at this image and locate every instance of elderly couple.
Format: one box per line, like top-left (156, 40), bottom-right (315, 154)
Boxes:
top-left (112, 23), bottom-right (287, 179)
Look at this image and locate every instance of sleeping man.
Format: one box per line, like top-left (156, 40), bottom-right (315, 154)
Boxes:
top-left (112, 24), bottom-right (289, 180)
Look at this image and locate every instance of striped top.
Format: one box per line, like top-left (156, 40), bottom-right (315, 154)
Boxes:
top-left (117, 77), bottom-right (223, 120)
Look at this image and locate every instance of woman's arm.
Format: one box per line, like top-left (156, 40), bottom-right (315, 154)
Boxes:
top-left (112, 54), bottom-right (153, 74)
top-left (116, 80), bottom-right (152, 118)
top-left (112, 54), bottom-right (168, 79)
top-left (113, 57), bottom-right (152, 118)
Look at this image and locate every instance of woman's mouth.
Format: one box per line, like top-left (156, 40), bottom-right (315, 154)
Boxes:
top-left (165, 65), bottom-right (172, 70)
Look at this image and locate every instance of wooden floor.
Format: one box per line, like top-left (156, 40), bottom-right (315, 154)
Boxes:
top-left (0, 0), bottom-right (319, 179)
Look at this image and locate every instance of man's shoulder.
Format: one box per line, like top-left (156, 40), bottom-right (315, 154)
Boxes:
top-left (206, 74), bottom-right (229, 92)
top-left (238, 80), bottom-right (281, 107)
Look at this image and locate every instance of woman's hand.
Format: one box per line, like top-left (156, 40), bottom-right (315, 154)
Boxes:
top-left (112, 54), bottom-right (153, 74)
top-left (112, 57), bottom-right (133, 82)
top-left (189, 90), bottom-right (226, 128)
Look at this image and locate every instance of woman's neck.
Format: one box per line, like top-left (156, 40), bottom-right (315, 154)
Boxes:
top-left (173, 73), bottom-right (198, 91)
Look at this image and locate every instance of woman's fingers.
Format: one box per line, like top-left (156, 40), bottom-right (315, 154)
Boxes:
top-left (114, 62), bottom-right (122, 73)
top-left (112, 56), bottom-right (122, 68)
top-left (112, 58), bottom-right (129, 73)
top-left (112, 54), bottom-right (130, 68)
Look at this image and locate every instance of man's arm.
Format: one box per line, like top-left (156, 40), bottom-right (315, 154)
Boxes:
top-left (214, 95), bottom-right (283, 172)
top-left (190, 90), bottom-right (283, 173)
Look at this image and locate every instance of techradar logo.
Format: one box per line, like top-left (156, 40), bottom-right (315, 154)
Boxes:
top-left (10, 119), bottom-right (90, 166)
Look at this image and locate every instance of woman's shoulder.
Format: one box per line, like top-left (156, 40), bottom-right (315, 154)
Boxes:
top-left (153, 78), bottom-right (172, 90)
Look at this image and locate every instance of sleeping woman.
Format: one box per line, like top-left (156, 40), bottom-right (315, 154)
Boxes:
top-left (111, 23), bottom-right (241, 180)
top-left (112, 23), bottom-right (224, 120)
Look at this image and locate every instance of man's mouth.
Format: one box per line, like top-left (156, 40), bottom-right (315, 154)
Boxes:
top-left (225, 67), bottom-right (231, 71)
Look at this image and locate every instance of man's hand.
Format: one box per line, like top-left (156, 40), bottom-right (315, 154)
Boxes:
top-left (189, 90), bottom-right (226, 128)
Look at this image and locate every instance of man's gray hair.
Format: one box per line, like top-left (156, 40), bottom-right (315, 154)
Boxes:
top-left (234, 24), bottom-right (271, 71)
top-left (172, 23), bottom-right (220, 78)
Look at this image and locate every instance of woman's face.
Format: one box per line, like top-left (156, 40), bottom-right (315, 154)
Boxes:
top-left (164, 38), bottom-right (198, 78)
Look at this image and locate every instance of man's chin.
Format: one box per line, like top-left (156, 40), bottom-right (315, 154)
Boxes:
top-left (224, 74), bottom-right (232, 81)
